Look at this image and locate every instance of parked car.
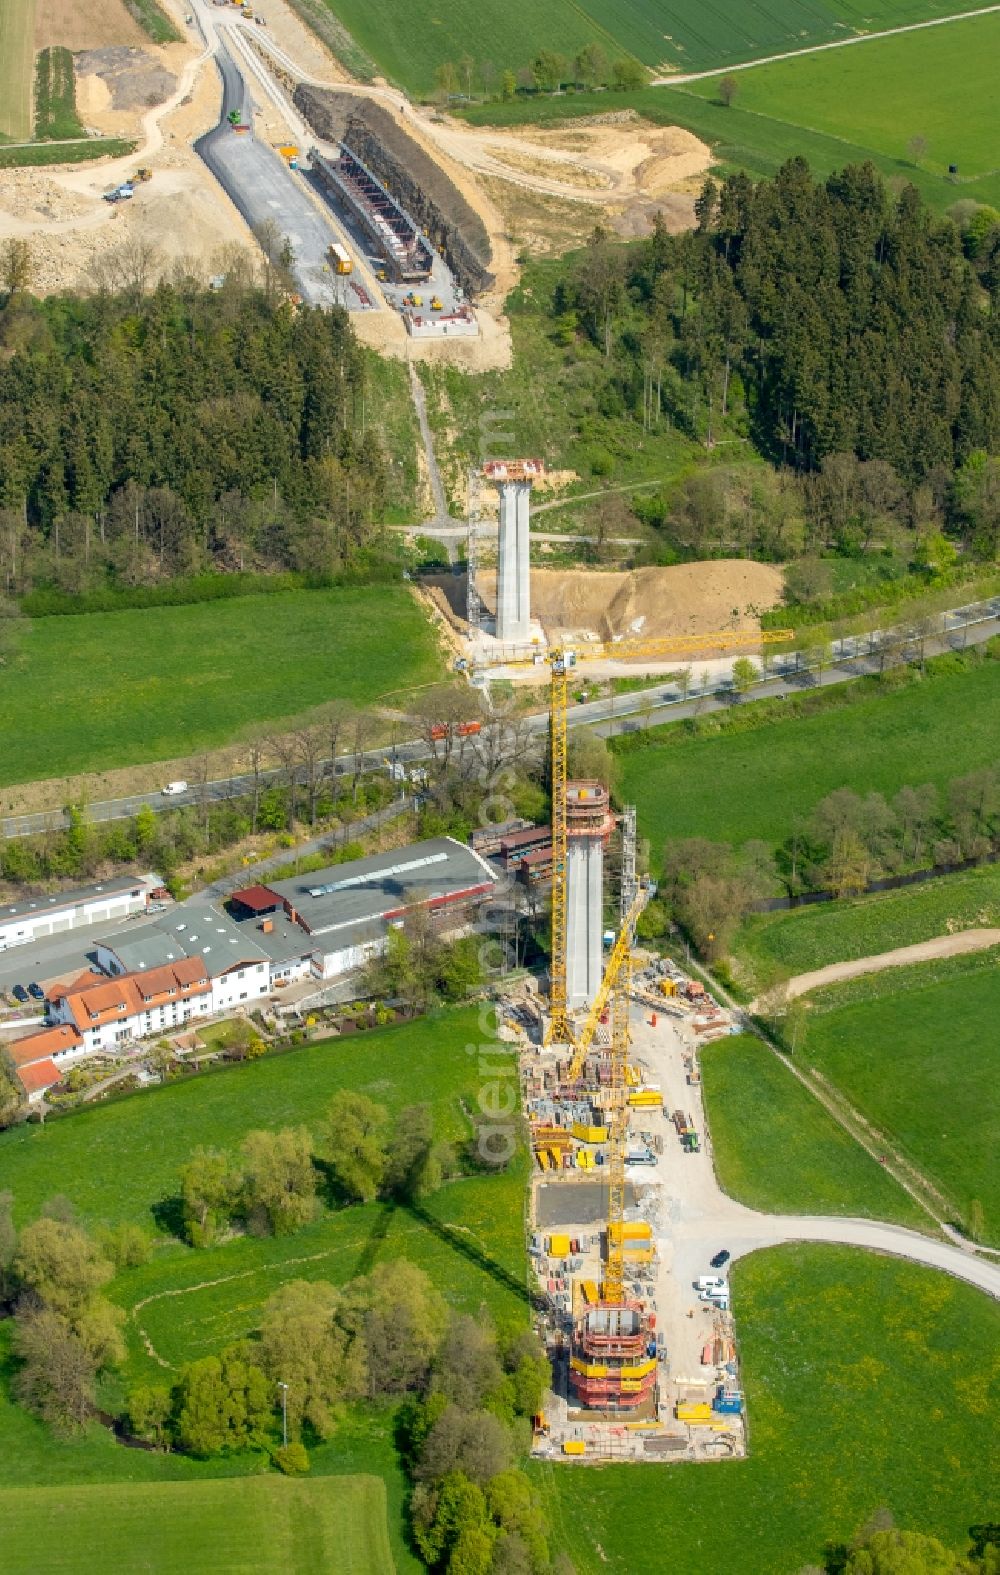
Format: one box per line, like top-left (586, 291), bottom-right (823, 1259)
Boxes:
top-left (710, 1249), bottom-right (731, 1269)
top-left (27, 982), bottom-right (44, 1000)
top-left (11, 984), bottom-right (29, 1003)
top-left (161, 780), bottom-right (188, 796)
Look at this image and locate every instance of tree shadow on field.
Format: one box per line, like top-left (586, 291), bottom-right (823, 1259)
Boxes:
top-left (401, 1199), bottom-right (538, 1310)
top-left (150, 1194), bottom-right (186, 1241)
top-left (352, 1200), bottom-right (396, 1278)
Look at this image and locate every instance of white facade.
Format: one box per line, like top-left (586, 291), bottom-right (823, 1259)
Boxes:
top-left (50, 990), bottom-right (214, 1055)
top-left (211, 959), bottom-right (270, 1013)
top-left (0, 880), bottom-right (150, 953)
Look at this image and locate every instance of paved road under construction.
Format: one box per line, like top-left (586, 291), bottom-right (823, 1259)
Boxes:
top-left (194, 35), bottom-right (359, 310)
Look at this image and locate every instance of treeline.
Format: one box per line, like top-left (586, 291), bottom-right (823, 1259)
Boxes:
top-left (433, 43), bottom-right (645, 101)
top-left (649, 762), bottom-right (1000, 958)
top-left (556, 161), bottom-right (1000, 553)
top-left (179, 1090), bottom-right (463, 1247)
top-left (0, 283), bottom-right (390, 593)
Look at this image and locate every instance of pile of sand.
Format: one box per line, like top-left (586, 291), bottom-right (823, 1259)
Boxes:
top-left (479, 562), bottom-right (784, 640)
top-left (75, 46), bottom-right (176, 111)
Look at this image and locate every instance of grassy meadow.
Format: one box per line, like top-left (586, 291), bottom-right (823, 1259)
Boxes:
top-left (2, 1006), bottom-right (998, 1568)
top-left (0, 0), bottom-right (35, 140)
top-left (0, 583), bottom-right (442, 787)
top-left (616, 658), bottom-right (1000, 859)
top-left (461, 9), bottom-right (1000, 213)
top-left (795, 951), bottom-right (1000, 1244)
top-left (687, 10), bottom-right (1000, 204)
top-left (700, 1034), bottom-right (928, 1226)
top-left (0, 1475), bottom-right (393, 1575)
top-left (734, 864), bottom-right (1000, 993)
top-left (541, 1245), bottom-right (1000, 1574)
top-left (319, 0), bottom-right (989, 98)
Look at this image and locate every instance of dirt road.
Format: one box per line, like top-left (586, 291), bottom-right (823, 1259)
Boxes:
top-left (651, 2), bottom-right (1000, 84)
top-left (773, 929), bottom-right (1000, 1002)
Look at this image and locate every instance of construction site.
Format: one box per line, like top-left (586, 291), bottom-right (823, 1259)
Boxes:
top-left (457, 462), bottom-right (794, 1463)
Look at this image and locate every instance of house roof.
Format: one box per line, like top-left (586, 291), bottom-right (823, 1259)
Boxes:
top-left (48, 970), bottom-right (103, 1002)
top-left (58, 960), bottom-right (211, 1032)
top-left (229, 884), bottom-right (282, 913)
top-left (17, 1058), bottom-right (62, 1095)
top-left (8, 1023), bottom-right (83, 1067)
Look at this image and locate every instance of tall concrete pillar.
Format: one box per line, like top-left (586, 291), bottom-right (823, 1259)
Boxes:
top-left (496, 479), bottom-right (531, 643)
top-left (566, 836), bottom-right (604, 1010)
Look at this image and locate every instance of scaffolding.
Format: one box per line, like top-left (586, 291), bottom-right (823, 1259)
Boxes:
top-left (308, 144), bottom-right (433, 281)
top-left (466, 466), bottom-right (487, 634)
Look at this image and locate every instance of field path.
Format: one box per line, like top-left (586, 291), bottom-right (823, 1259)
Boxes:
top-left (652, 2), bottom-right (1000, 84)
top-left (767, 928), bottom-right (1000, 1003)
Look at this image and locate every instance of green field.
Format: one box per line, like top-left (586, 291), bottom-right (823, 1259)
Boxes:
top-left (687, 10), bottom-right (1000, 204)
top-left (0, 584), bottom-right (442, 787)
top-left (797, 953), bottom-right (1000, 1243)
top-left (734, 864), bottom-right (1000, 993)
top-left (0, 0), bottom-right (35, 140)
top-left (460, 9), bottom-right (1000, 213)
top-left (33, 46), bottom-right (83, 140)
top-left (320, 0), bottom-right (989, 98)
top-left (541, 1245), bottom-right (1000, 1573)
top-left (0, 1009), bottom-right (495, 1227)
top-left (0, 1475), bottom-right (393, 1575)
top-left (0, 138), bottom-right (137, 167)
top-left (617, 659), bottom-right (1000, 860)
top-left (2, 1005), bottom-right (998, 1569)
top-left (700, 1034), bottom-right (928, 1225)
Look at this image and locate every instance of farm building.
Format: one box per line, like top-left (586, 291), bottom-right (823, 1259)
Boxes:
top-left (0, 875), bottom-right (157, 953)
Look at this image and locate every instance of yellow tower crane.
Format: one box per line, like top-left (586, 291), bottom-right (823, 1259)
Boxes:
top-left (477, 627), bottom-right (794, 1046)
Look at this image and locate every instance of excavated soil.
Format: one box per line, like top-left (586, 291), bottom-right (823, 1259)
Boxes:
top-left (477, 562), bottom-right (784, 641)
top-left (75, 46), bottom-right (176, 111)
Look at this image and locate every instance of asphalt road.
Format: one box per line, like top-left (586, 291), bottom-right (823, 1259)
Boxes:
top-left (194, 38), bottom-right (353, 309)
top-left (2, 602), bottom-right (996, 842)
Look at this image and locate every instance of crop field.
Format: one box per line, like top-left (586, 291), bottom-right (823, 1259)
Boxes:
top-left (700, 1034), bottom-right (928, 1225)
top-left (321, 0), bottom-right (987, 96)
top-left (1, 1475), bottom-right (393, 1575)
top-left (798, 951), bottom-right (1000, 1243)
top-left (0, 584), bottom-right (442, 787)
top-left (460, 9), bottom-right (1000, 212)
top-left (734, 864), bottom-right (1000, 993)
top-left (33, 46), bottom-right (83, 139)
top-left (686, 10), bottom-right (1000, 204)
top-left (541, 1245), bottom-right (999, 1573)
top-left (0, 0), bottom-right (36, 140)
top-left (617, 659), bottom-right (1000, 859)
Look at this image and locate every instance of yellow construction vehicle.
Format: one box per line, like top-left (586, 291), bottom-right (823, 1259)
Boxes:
top-left (132, 167), bottom-right (152, 183)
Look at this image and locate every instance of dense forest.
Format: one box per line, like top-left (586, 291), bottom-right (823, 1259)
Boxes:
top-left (557, 160), bottom-right (1000, 561)
top-left (0, 280), bottom-right (390, 593)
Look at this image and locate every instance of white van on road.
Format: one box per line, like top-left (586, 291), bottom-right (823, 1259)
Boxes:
top-left (161, 781), bottom-right (189, 796)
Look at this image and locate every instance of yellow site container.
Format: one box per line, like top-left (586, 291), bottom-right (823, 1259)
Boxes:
top-left (577, 1150), bottom-right (595, 1171)
top-left (629, 1090), bottom-right (663, 1107)
top-left (609, 1221), bottom-right (652, 1243)
top-left (563, 1440), bottom-right (586, 1456)
top-left (548, 1234), bottom-right (571, 1258)
top-left (581, 1279), bottom-right (600, 1304)
top-left (572, 1123), bottom-right (608, 1143)
top-left (676, 1402), bottom-right (713, 1421)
